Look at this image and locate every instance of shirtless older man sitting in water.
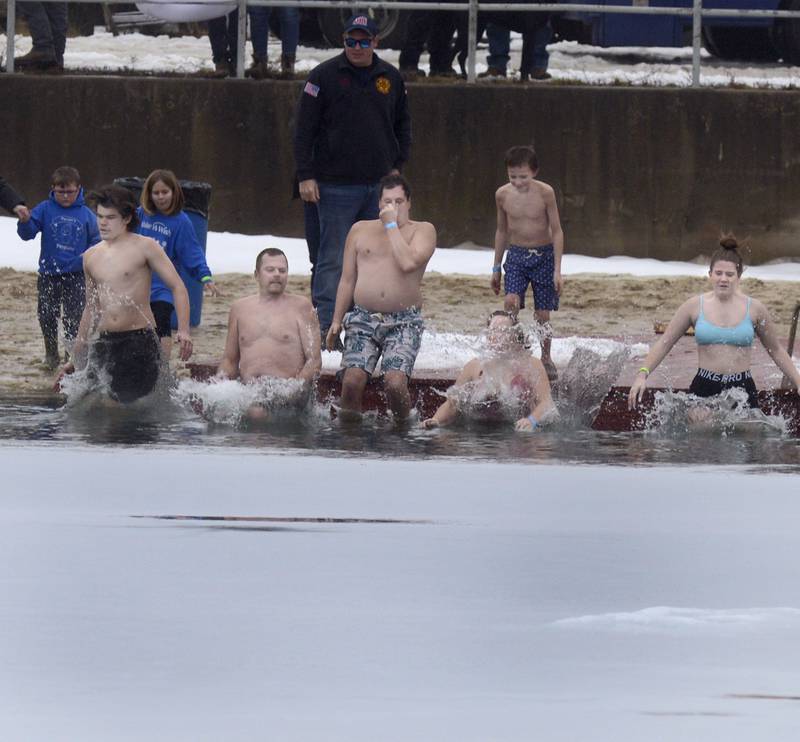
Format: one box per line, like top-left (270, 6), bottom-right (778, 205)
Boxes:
top-left (423, 311), bottom-right (556, 430)
top-left (217, 248), bottom-right (321, 414)
top-left (326, 174), bottom-right (436, 422)
top-left (60, 185), bottom-right (192, 403)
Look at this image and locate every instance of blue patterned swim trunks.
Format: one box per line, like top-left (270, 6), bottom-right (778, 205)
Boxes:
top-left (342, 305), bottom-right (424, 377)
top-left (503, 243), bottom-right (559, 311)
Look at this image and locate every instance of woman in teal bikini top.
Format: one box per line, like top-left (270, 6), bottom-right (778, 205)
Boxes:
top-left (694, 295), bottom-right (754, 347)
top-left (628, 237), bottom-right (800, 412)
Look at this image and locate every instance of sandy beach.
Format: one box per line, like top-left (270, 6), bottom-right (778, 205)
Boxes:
top-left (1, 267), bottom-right (798, 394)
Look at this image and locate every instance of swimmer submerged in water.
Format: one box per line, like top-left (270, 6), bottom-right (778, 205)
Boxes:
top-left (628, 236), bottom-right (800, 416)
top-left (215, 247), bottom-right (321, 422)
top-left (422, 311), bottom-right (557, 431)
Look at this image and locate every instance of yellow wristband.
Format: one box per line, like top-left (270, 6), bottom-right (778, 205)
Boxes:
top-left (638, 366), bottom-right (650, 376)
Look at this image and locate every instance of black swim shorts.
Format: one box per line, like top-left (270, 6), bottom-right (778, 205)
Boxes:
top-left (688, 368), bottom-right (759, 409)
top-left (90, 328), bottom-right (162, 403)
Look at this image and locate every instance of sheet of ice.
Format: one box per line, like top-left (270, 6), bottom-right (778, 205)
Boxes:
top-left (5, 29), bottom-right (800, 88)
top-left (4, 217), bottom-right (800, 280)
top-left (554, 606), bottom-right (800, 634)
top-left (2, 447), bottom-right (800, 740)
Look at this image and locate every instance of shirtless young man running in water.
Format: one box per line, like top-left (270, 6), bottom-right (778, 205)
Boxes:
top-left (217, 248), bottom-right (321, 416)
top-left (60, 185), bottom-right (192, 403)
top-left (491, 145), bottom-right (564, 382)
top-left (326, 174), bottom-right (436, 422)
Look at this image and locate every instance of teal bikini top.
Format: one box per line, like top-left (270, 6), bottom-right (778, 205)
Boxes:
top-left (694, 295), bottom-right (754, 347)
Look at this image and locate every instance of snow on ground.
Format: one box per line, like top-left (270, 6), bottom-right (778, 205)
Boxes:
top-left (5, 28), bottom-right (800, 88)
top-left (4, 215), bottom-right (800, 281)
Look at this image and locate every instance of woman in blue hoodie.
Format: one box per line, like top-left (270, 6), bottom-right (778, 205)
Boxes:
top-left (137, 169), bottom-right (218, 361)
top-left (17, 166), bottom-right (101, 369)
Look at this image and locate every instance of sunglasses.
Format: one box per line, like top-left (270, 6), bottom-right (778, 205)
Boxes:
top-left (345, 37), bottom-right (372, 49)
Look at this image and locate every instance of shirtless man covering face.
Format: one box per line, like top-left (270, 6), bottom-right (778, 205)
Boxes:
top-left (217, 248), bottom-right (321, 411)
top-left (60, 185), bottom-right (192, 403)
top-left (326, 174), bottom-right (436, 421)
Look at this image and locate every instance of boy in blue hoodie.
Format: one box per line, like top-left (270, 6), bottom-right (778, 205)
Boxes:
top-left (17, 166), bottom-right (101, 369)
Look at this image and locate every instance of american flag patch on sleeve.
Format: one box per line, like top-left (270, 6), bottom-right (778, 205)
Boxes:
top-left (304, 82), bottom-right (320, 97)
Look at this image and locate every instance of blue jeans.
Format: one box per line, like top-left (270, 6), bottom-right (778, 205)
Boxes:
top-left (18, 2), bottom-right (67, 63)
top-left (303, 200), bottom-right (320, 296)
top-left (248, 6), bottom-right (300, 60)
top-left (486, 21), bottom-right (552, 72)
top-left (314, 182), bottom-right (380, 330)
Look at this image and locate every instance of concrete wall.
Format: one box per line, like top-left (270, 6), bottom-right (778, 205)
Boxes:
top-left (3, 74), bottom-right (800, 263)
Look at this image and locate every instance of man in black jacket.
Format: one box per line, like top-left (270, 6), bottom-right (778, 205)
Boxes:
top-left (0, 176), bottom-right (29, 220)
top-left (294, 14), bottom-right (412, 341)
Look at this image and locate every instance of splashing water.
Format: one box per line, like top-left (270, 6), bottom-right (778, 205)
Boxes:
top-left (557, 346), bottom-right (632, 426)
top-left (172, 376), bottom-right (316, 427)
top-left (645, 387), bottom-right (788, 436)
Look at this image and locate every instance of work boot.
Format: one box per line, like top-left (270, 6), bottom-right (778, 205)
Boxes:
top-left (400, 67), bottom-right (426, 82)
top-left (245, 55), bottom-right (269, 80)
top-left (15, 48), bottom-right (58, 70)
top-left (531, 68), bottom-right (552, 81)
top-left (477, 66), bottom-right (507, 79)
top-left (280, 53), bottom-right (296, 77)
top-left (429, 67), bottom-right (459, 78)
top-left (211, 61), bottom-right (230, 78)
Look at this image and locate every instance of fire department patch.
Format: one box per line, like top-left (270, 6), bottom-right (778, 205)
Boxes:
top-left (375, 77), bottom-right (391, 95)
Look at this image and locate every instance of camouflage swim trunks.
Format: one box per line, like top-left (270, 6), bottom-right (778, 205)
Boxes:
top-left (341, 305), bottom-right (424, 377)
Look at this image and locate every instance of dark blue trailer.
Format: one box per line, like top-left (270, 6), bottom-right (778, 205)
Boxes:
top-left (555, 0), bottom-right (800, 63)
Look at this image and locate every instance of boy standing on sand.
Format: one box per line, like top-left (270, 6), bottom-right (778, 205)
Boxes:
top-left (16, 166), bottom-right (100, 368)
top-left (491, 145), bottom-right (564, 382)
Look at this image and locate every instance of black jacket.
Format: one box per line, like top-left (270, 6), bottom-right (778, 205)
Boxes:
top-left (294, 53), bottom-right (412, 184)
top-left (0, 175), bottom-right (24, 214)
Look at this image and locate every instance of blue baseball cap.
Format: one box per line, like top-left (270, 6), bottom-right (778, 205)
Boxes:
top-left (343, 14), bottom-right (379, 38)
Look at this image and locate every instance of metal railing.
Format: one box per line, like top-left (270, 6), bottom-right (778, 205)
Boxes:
top-left (5, 0), bottom-right (800, 84)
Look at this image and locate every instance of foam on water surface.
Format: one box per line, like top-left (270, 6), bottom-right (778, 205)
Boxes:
top-left (553, 606), bottom-right (800, 634)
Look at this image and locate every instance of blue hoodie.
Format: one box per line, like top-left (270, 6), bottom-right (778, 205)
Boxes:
top-left (136, 207), bottom-right (213, 305)
top-left (17, 188), bottom-right (101, 275)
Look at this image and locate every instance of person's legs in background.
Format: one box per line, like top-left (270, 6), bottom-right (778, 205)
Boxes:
top-left (61, 272), bottom-right (86, 359)
top-left (428, 12), bottom-right (458, 76)
top-left (480, 22), bottom-right (510, 78)
top-left (44, 3), bottom-right (68, 67)
top-left (399, 11), bottom-right (431, 79)
top-left (315, 184), bottom-right (374, 336)
top-left (532, 20), bottom-right (553, 80)
top-left (278, 7), bottom-right (300, 76)
top-left (208, 9), bottom-right (238, 76)
top-left (16, 2), bottom-right (60, 69)
top-left (247, 6), bottom-right (271, 78)
top-left (304, 200), bottom-right (320, 301)
top-left (37, 274), bottom-right (62, 368)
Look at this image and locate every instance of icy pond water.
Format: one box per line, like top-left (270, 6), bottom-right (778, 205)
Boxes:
top-left (1, 397), bottom-right (800, 741)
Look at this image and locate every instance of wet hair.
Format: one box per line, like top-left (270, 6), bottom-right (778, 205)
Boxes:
top-left (709, 234), bottom-right (746, 277)
top-left (51, 166), bottom-right (81, 187)
top-left (487, 310), bottom-right (527, 346)
top-left (255, 247), bottom-right (288, 272)
top-left (141, 169), bottom-right (184, 217)
top-left (87, 185), bottom-right (140, 232)
top-left (379, 173), bottom-right (411, 200)
top-left (504, 145), bottom-right (538, 171)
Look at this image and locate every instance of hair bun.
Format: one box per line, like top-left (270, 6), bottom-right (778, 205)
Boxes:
top-left (719, 236), bottom-right (739, 250)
